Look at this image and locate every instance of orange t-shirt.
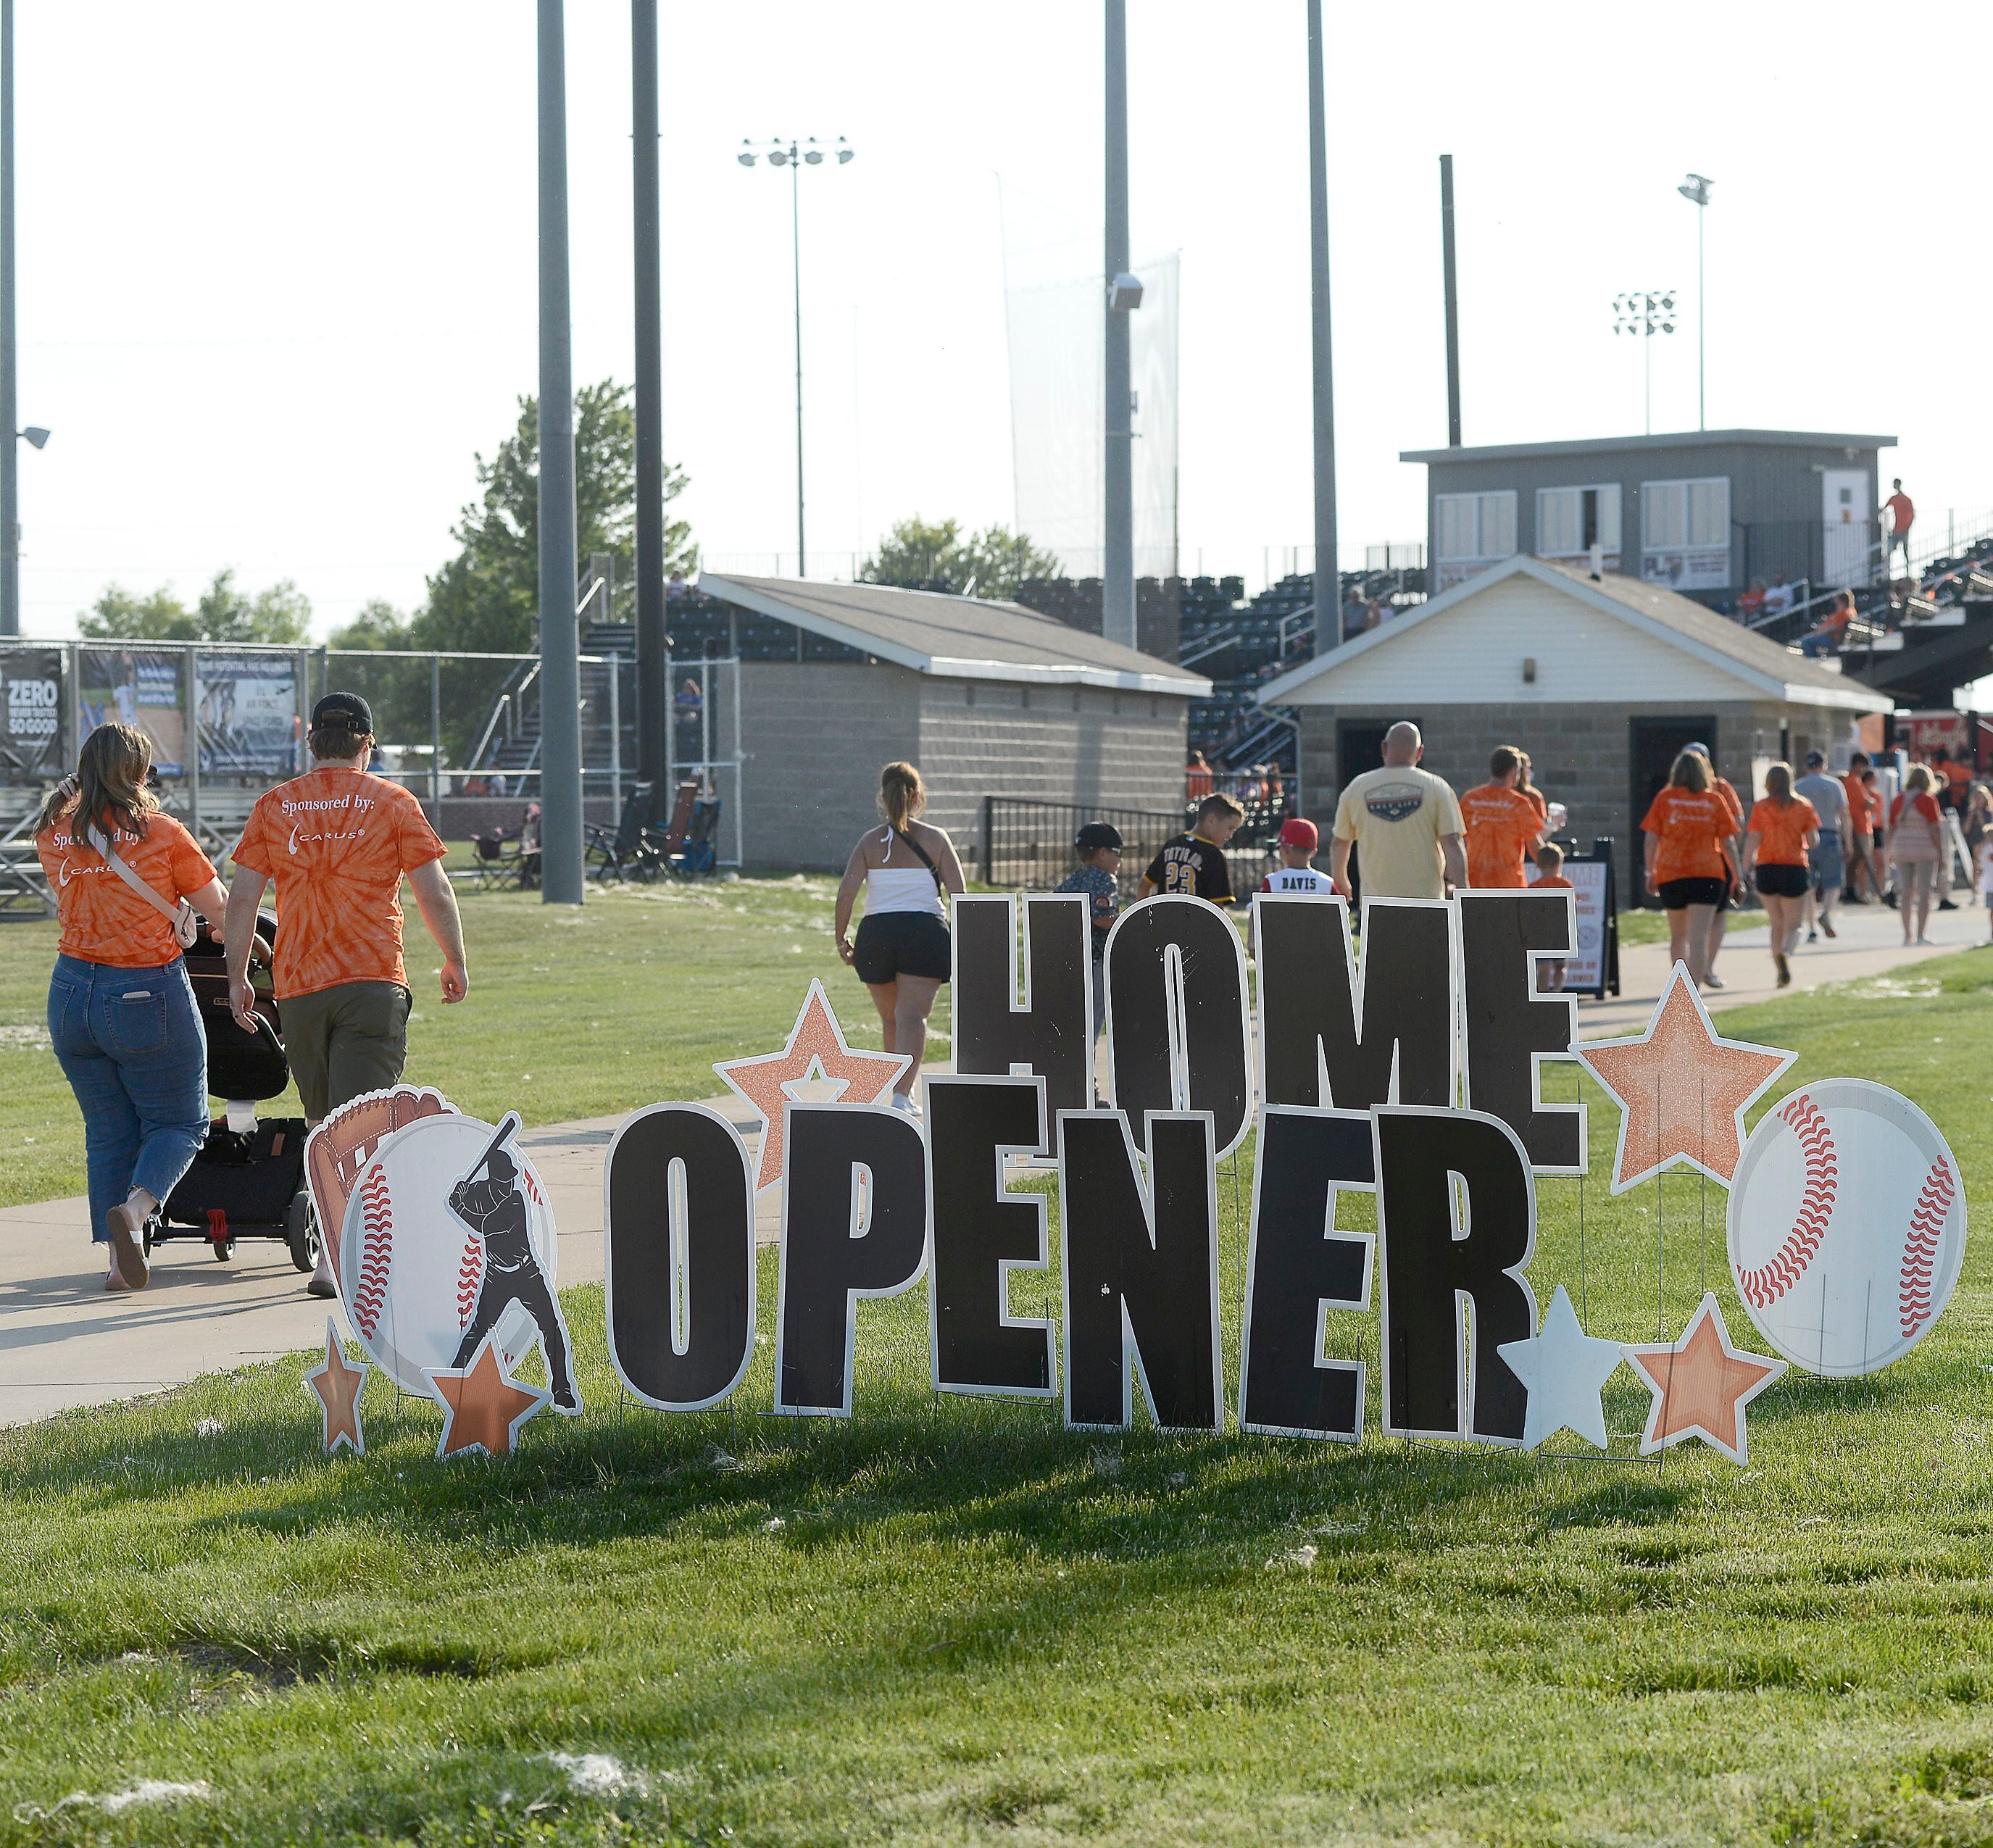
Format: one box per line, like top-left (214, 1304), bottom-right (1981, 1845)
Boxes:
top-left (1533, 873), bottom-right (1573, 889)
top-left (36, 807), bottom-right (216, 969)
top-left (1748, 796), bottom-right (1819, 867)
top-left (1886, 491), bottom-right (1915, 533)
top-left (1459, 782), bottom-right (1543, 888)
top-left (1942, 760), bottom-right (1971, 797)
top-left (1522, 785), bottom-right (1549, 822)
top-left (1842, 772), bottom-right (1873, 833)
top-left (1642, 786), bottom-right (1735, 883)
top-left (1711, 774), bottom-right (1744, 832)
top-left (231, 767), bottom-right (446, 999)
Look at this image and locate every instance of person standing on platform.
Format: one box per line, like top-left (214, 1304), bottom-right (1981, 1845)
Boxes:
top-left (1883, 478), bottom-right (1915, 575)
top-left (1328, 721), bottom-right (1465, 903)
top-left (1460, 746), bottom-right (1548, 889)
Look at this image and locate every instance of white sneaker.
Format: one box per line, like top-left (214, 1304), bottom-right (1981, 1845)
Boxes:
top-left (890, 1091), bottom-right (923, 1119)
top-left (1704, 970), bottom-right (1726, 990)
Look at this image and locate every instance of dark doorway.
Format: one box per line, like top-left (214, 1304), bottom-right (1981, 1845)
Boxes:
top-left (1334, 717), bottom-right (1421, 911)
top-left (1336, 717), bottom-right (1418, 782)
top-left (1628, 715), bottom-right (1716, 907)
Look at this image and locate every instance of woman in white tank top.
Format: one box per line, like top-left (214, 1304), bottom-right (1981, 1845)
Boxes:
top-left (834, 762), bottom-right (967, 1117)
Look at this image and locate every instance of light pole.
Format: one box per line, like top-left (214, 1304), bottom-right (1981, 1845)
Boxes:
top-left (1677, 173), bottom-right (1712, 432)
top-left (536, 0), bottom-right (584, 906)
top-left (738, 135), bottom-right (854, 578)
top-left (1, 0), bottom-right (18, 639)
top-left (1613, 291), bottom-right (1675, 436)
top-left (1306, 0), bottom-right (1339, 654)
top-left (1102, 0), bottom-right (1136, 651)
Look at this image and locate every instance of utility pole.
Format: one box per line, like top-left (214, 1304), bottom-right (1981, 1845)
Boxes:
top-left (1102, 0), bottom-right (1136, 650)
top-left (1439, 153), bottom-right (1462, 449)
top-left (632, 0), bottom-right (667, 819)
top-left (1, 0), bottom-right (17, 639)
top-left (1306, 0), bottom-right (1339, 651)
top-left (536, 0), bottom-right (583, 904)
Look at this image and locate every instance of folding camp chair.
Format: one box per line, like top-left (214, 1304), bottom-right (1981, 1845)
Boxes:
top-left (585, 783), bottom-right (654, 882)
top-left (670, 799), bottom-right (722, 878)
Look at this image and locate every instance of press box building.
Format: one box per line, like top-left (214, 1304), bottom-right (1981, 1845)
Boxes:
top-left (1401, 428), bottom-right (1897, 600)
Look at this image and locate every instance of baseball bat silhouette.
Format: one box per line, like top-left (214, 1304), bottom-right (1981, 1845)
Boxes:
top-left (464, 1111), bottom-right (522, 1184)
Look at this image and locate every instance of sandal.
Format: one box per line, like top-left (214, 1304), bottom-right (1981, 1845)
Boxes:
top-left (105, 1201), bottom-right (150, 1290)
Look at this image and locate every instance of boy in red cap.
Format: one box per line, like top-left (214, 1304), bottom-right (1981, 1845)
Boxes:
top-left (1257, 817), bottom-right (1336, 896)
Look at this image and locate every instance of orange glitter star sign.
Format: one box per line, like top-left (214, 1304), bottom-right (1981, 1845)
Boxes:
top-left (714, 980), bottom-right (909, 1193)
top-left (1574, 962), bottom-right (1792, 1193)
top-left (1623, 1292), bottom-right (1786, 1465)
top-left (428, 1332), bottom-right (551, 1459)
top-left (303, 1317), bottom-right (368, 1456)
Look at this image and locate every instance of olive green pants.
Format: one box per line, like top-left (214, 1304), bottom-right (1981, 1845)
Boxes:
top-left (279, 981), bottom-right (412, 1123)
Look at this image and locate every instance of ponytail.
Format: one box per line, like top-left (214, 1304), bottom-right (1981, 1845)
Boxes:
top-left (879, 760), bottom-right (924, 831)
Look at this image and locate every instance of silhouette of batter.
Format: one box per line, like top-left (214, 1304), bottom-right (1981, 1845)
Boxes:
top-left (448, 1146), bottom-right (578, 1410)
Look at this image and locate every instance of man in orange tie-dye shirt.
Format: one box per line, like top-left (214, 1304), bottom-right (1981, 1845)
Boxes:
top-left (222, 691), bottom-right (467, 1296)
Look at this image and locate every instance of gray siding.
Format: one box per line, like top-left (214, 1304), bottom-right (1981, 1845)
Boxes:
top-left (734, 661), bottom-right (1189, 872)
top-left (1422, 436), bottom-right (1886, 594)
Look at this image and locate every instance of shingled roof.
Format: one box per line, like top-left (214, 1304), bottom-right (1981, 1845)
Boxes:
top-left (697, 574), bottom-right (1210, 697)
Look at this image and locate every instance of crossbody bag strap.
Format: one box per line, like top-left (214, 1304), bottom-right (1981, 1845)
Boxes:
top-left (86, 821), bottom-right (199, 947)
top-left (893, 827), bottom-right (945, 891)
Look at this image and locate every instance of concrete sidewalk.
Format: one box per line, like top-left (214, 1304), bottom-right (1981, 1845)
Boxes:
top-left (3, 894), bottom-right (1983, 1428)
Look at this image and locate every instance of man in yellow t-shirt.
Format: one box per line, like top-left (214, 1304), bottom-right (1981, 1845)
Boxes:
top-left (1329, 722), bottom-right (1467, 902)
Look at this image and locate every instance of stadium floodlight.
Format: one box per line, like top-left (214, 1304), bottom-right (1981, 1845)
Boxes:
top-left (20, 426), bottom-right (48, 449)
top-left (1677, 172), bottom-right (1713, 429)
top-left (737, 136), bottom-right (857, 578)
top-left (1612, 290), bottom-right (1676, 435)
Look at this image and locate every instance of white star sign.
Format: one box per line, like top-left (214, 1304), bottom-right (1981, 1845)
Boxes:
top-left (1497, 1286), bottom-right (1626, 1451)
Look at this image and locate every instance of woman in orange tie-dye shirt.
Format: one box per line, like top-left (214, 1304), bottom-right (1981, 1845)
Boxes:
top-left (33, 724), bottom-right (230, 1291)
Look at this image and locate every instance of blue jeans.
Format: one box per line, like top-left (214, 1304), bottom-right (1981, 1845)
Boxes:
top-left (48, 954), bottom-right (209, 1244)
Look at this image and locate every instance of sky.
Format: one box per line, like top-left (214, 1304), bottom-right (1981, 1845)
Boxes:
top-left (12, 0), bottom-right (1991, 649)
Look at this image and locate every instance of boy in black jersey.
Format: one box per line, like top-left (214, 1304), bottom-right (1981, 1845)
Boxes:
top-left (1140, 794), bottom-right (1244, 904)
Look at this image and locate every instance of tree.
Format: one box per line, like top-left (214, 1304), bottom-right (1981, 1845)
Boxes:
top-left (327, 598), bottom-right (412, 652)
top-left (412, 379), bottom-right (695, 656)
top-left (78, 569), bottom-right (312, 644)
top-left (860, 517), bottom-right (1062, 601)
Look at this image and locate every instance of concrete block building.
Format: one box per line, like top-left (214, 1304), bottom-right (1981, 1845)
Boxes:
top-left (1256, 555), bottom-right (1892, 896)
top-left (694, 575), bottom-right (1207, 870)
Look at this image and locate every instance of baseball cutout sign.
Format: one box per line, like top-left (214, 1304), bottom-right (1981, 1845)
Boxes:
top-left (1727, 1079), bottom-right (1966, 1377)
top-left (341, 1110), bottom-right (578, 1410)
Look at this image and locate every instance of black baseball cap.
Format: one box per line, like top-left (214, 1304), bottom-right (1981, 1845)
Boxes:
top-left (1805, 749), bottom-right (1826, 768)
top-left (312, 691), bottom-right (374, 734)
top-left (1075, 822), bottom-right (1124, 854)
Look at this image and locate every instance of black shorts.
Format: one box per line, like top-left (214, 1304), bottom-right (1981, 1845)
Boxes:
top-left (852, 912), bottom-right (952, 984)
top-left (1754, 863), bottom-right (1810, 899)
top-left (1660, 876), bottom-right (1728, 910)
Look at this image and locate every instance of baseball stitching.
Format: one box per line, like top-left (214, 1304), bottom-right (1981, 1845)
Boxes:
top-left (1899, 1158), bottom-right (1955, 1339)
top-left (456, 1233), bottom-right (483, 1331)
top-left (353, 1170), bottom-right (394, 1340)
top-left (1737, 1092), bottom-right (1838, 1308)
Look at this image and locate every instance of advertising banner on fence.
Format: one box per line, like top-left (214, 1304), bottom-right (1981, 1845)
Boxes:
top-left (80, 649), bottom-right (186, 776)
top-left (0, 647), bottom-right (64, 775)
top-left (197, 653), bottom-right (299, 777)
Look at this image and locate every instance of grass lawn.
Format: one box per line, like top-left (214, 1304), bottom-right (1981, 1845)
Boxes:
top-left (1618, 905), bottom-right (1768, 947)
top-left (0, 928), bottom-right (1990, 1843)
top-left (0, 877), bottom-right (939, 1211)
